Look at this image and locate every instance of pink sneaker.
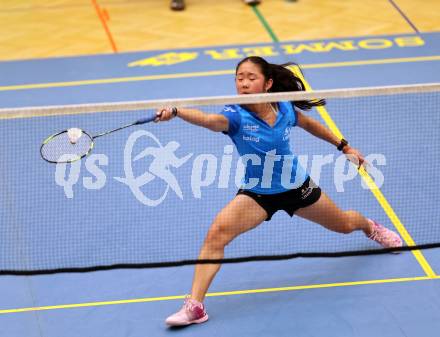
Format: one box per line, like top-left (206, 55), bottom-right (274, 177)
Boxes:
top-left (165, 297), bottom-right (209, 326)
top-left (367, 219), bottom-right (403, 251)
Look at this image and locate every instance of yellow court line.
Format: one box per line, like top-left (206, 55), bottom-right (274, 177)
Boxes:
top-left (1, 275), bottom-right (438, 314)
top-left (289, 66), bottom-right (437, 278)
top-left (0, 70), bottom-right (235, 92)
top-left (303, 55), bottom-right (440, 69)
top-left (0, 55), bottom-right (439, 92)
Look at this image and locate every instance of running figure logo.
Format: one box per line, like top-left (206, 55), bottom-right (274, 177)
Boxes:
top-left (115, 130), bottom-right (193, 206)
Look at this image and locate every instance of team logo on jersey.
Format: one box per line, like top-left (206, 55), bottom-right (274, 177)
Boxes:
top-left (283, 125), bottom-right (292, 141)
top-left (243, 124), bottom-right (259, 132)
top-left (243, 135), bottom-right (260, 143)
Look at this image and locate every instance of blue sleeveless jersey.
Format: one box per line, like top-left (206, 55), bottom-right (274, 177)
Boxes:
top-left (220, 102), bottom-right (308, 194)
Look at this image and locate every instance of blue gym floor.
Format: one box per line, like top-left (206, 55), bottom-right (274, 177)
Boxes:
top-left (1, 32), bottom-right (440, 337)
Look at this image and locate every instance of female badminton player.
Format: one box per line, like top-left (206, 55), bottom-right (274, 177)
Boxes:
top-left (155, 56), bottom-right (402, 326)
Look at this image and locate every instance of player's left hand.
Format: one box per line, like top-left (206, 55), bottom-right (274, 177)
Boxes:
top-left (343, 146), bottom-right (368, 170)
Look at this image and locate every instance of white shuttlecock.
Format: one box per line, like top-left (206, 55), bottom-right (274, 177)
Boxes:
top-left (67, 128), bottom-right (83, 144)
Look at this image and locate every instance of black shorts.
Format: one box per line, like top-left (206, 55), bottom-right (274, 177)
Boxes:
top-left (236, 177), bottom-right (322, 221)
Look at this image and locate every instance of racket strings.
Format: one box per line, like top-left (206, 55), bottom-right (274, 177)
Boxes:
top-left (41, 131), bottom-right (93, 163)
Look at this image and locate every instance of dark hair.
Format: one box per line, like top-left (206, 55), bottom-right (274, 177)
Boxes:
top-left (235, 56), bottom-right (325, 111)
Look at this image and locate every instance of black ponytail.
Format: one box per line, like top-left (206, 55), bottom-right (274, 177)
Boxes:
top-left (236, 57), bottom-right (325, 111)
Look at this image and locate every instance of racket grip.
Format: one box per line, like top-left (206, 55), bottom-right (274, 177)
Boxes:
top-left (135, 115), bottom-right (156, 124)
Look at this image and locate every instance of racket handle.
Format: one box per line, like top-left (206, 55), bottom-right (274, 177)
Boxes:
top-left (135, 115), bottom-right (156, 124)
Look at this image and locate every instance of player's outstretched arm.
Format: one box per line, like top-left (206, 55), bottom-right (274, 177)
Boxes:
top-left (156, 107), bottom-right (228, 133)
top-left (297, 109), bottom-right (366, 168)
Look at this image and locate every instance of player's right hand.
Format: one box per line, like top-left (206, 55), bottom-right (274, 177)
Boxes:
top-left (155, 107), bottom-right (176, 122)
